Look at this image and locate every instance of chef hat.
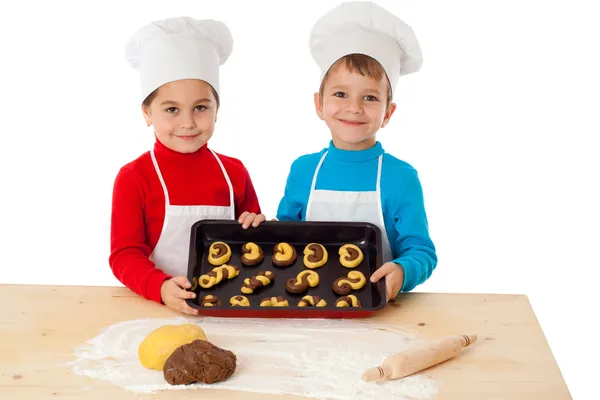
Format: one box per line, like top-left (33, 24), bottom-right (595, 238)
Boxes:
top-left (309, 1), bottom-right (422, 97)
top-left (125, 16), bottom-right (233, 103)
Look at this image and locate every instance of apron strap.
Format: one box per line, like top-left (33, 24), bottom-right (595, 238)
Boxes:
top-left (150, 149), bottom-right (170, 206)
top-left (376, 154), bottom-right (383, 192)
top-left (310, 151), bottom-right (328, 192)
top-left (150, 148), bottom-right (170, 240)
top-left (305, 151), bottom-right (328, 219)
top-left (209, 148), bottom-right (236, 219)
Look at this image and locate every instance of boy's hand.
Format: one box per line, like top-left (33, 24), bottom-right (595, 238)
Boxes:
top-left (370, 262), bottom-right (405, 302)
top-left (160, 276), bottom-right (199, 316)
top-left (238, 212), bottom-right (266, 228)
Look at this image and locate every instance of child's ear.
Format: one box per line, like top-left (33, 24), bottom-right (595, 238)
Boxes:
top-left (381, 103), bottom-right (397, 128)
top-left (142, 104), bottom-right (152, 127)
top-left (313, 92), bottom-right (325, 121)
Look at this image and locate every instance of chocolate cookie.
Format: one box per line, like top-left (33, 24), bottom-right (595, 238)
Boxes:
top-left (207, 242), bottom-right (232, 266)
top-left (241, 242), bottom-right (264, 266)
top-left (285, 270), bottom-right (320, 294)
top-left (298, 295), bottom-right (327, 307)
top-left (241, 271), bottom-right (275, 294)
top-left (335, 295), bottom-right (362, 308)
top-left (272, 243), bottom-right (297, 267)
top-left (200, 295), bottom-right (222, 307)
top-left (338, 244), bottom-right (363, 268)
top-left (332, 270), bottom-right (366, 295)
top-left (303, 243), bottom-right (328, 269)
top-left (259, 296), bottom-right (289, 307)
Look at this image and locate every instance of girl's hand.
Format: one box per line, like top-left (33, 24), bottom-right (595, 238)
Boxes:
top-left (160, 276), bottom-right (199, 316)
top-left (238, 212), bottom-right (266, 228)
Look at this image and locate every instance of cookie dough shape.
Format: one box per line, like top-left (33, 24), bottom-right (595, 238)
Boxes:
top-left (303, 243), bottom-right (328, 269)
top-left (339, 244), bottom-right (364, 268)
top-left (199, 265), bottom-right (239, 289)
top-left (260, 296), bottom-right (289, 307)
top-left (208, 242), bottom-right (232, 265)
top-left (298, 295), bottom-right (327, 307)
top-left (285, 270), bottom-right (320, 294)
top-left (200, 295), bottom-right (222, 307)
top-left (272, 242), bottom-right (297, 266)
top-left (241, 242), bottom-right (264, 266)
top-left (163, 339), bottom-right (236, 385)
top-left (230, 295), bottom-right (250, 306)
top-left (138, 324), bottom-right (207, 371)
top-left (241, 271), bottom-right (275, 294)
top-left (332, 270), bottom-right (367, 295)
top-left (335, 295), bottom-right (362, 308)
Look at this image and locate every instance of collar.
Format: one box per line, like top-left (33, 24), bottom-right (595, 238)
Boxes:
top-left (153, 136), bottom-right (209, 162)
top-left (326, 140), bottom-right (384, 162)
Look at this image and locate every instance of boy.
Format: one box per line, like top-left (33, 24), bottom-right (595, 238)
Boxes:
top-left (110, 17), bottom-right (265, 316)
top-left (276, 2), bottom-right (437, 301)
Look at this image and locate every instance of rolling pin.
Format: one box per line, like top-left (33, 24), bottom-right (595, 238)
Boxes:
top-left (362, 334), bottom-right (477, 382)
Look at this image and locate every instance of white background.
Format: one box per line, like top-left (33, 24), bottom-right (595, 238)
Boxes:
top-left (1, 0), bottom-right (598, 398)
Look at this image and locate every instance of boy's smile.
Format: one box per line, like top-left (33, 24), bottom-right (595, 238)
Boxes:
top-left (315, 64), bottom-right (396, 151)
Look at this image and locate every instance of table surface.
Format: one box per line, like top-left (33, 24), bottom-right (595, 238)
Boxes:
top-left (0, 284), bottom-right (572, 399)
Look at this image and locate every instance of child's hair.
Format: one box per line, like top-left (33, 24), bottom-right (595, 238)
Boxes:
top-left (319, 53), bottom-right (393, 110)
top-left (142, 84), bottom-right (221, 108)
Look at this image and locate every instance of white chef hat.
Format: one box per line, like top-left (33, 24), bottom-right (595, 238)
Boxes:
top-left (309, 1), bottom-right (423, 97)
top-left (125, 16), bottom-right (233, 103)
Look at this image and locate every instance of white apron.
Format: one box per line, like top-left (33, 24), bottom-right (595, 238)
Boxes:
top-left (305, 151), bottom-right (393, 263)
top-left (149, 148), bottom-right (235, 277)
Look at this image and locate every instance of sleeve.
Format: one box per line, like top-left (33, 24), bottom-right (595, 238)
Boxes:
top-left (275, 161), bottom-right (304, 221)
top-left (108, 166), bottom-right (170, 304)
top-left (391, 170), bottom-right (438, 292)
top-left (234, 164), bottom-right (261, 218)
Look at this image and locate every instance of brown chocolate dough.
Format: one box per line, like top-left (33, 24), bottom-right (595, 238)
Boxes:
top-left (163, 340), bottom-right (236, 385)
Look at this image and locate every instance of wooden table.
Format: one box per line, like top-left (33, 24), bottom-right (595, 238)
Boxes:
top-left (0, 284), bottom-right (572, 399)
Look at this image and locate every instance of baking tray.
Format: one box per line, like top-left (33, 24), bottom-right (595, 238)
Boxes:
top-left (185, 220), bottom-right (386, 318)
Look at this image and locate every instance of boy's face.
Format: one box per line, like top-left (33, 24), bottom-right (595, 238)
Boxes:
top-left (314, 66), bottom-right (396, 150)
top-left (143, 79), bottom-right (218, 154)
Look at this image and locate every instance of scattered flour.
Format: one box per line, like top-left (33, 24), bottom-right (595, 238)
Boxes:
top-left (68, 316), bottom-right (438, 400)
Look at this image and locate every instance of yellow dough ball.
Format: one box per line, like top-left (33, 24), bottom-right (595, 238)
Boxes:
top-left (138, 324), bottom-right (207, 370)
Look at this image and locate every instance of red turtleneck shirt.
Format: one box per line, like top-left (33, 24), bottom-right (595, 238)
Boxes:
top-left (109, 140), bottom-right (261, 304)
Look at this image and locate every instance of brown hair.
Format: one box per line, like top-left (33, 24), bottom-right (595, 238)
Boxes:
top-left (142, 84), bottom-right (220, 108)
top-left (319, 53), bottom-right (392, 110)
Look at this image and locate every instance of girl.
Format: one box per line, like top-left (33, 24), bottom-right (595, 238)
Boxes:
top-left (110, 17), bottom-right (265, 316)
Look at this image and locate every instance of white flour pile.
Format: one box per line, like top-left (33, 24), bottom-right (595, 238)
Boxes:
top-left (68, 316), bottom-right (438, 400)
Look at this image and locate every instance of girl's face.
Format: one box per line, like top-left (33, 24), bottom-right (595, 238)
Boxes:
top-left (143, 79), bottom-right (218, 154)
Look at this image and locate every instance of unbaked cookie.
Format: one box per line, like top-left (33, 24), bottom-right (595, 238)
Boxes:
top-left (332, 270), bottom-right (366, 295)
top-left (241, 271), bottom-right (275, 294)
top-left (229, 295), bottom-right (250, 307)
top-left (303, 243), bottom-right (328, 269)
top-left (335, 295), bottom-right (362, 308)
top-left (200, 294), bottom-right (222, 307)
top-left (298, 295), bottom-right (327, 307)
top-left (338, 244), bottom-right (363, 268)
top-left (272, 242), bottom-right (297, 267)
top-left (241, 242), bottom-right (264, 266)
top-left (285, 270), bottom-right (320, 294)
top-left (259, 296), bottom-right (289, 307)
top-left (207, 242), bottom-right (232, 265)
top-left (199, 265), bottom-right (239, 289)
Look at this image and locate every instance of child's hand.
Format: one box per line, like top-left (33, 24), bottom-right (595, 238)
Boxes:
top-left (160, 276), bottom-right (199, 316)
top-left (370, 262), bottom-right (405, 302)
top-left (238, 212), bottom-right (266, 228)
